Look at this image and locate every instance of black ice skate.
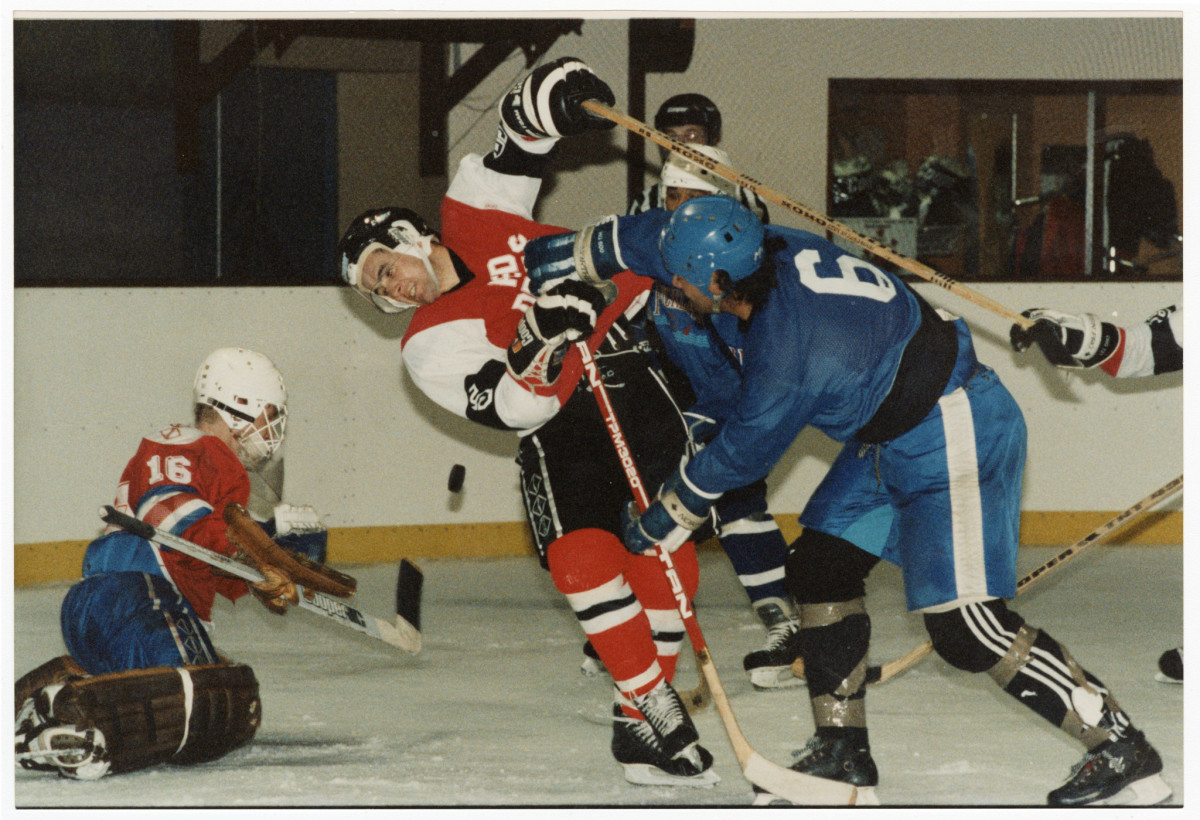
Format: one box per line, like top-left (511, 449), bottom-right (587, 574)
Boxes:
top-left (753, 733), bottom-right (880, 805)
top-left (612, 681), bottom-right (718, 787)
top-left (1047, 729), bottom-right (1172, 807)
top-left (742, 602), bottom-right (805, 689)
top-left (1155, 647), bottom-right (1182, 684)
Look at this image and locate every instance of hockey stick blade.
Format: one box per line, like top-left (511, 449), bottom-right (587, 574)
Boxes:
top-left (744, 751), bottom-right (860, 805)
top-left (678, 648), bottom-right (712, 715)
top-left (98, 506), bottom-right (420, 654)
top-left (394, 558), bottom-right (424, 653)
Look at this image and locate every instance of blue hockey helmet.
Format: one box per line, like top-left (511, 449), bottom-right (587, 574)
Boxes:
top-left (658, 195), bottom-right (765, 289)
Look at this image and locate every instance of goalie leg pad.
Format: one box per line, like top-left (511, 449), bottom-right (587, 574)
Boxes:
top-left (39, 663), bottom-right (260, 775)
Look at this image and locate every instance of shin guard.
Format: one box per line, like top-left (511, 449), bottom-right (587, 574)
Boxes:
top-left (926, 600), bottom-right (1133, 749)
top-left (799, 599), bottom-right (871, 730)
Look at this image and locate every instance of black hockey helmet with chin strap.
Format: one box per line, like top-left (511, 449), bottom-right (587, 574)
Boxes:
top-left (337, 207), bottom-right (441, 313)
top-left (654, 93), bottom-right (722, 145)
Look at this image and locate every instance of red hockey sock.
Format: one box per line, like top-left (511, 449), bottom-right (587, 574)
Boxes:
top-left (622, 541), bottom-right (700, 683)
top-left (547, 529), bottom-right (663, 696)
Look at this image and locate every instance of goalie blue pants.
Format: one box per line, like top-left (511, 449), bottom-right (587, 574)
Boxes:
top-left (799, 365), bottom-right (1026, 612)
top-left (61, 571), bottom-right (220, 675)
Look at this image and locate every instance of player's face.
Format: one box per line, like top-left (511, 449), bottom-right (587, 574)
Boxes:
top-left (359, 247), bottom-right (441, 307)
top-left (235, 404), bottom-right (286, 468)
top-left (664, 186), bottom-right (712, 212)
top-left (671, 274), bottom-right (721, 315)
top-left (663, 124), bottom-right (709, 145)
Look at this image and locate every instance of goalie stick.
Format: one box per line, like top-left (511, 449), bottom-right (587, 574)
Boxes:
top-left (793, 473), bottom-right (1184, 685)
top-left (99, 505), bottom-right (422, 654)
top-left (582, 100), bottom-right (1034, 331)
top-left (578, 342), bottom-right (858, 805)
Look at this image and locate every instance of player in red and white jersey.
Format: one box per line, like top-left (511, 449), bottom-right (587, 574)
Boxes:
top-left (16, 348), bottom-right (295, 780)
top-left (337, 58), bottom-right (717, 788)
top-left (1012, 304), bottom-right (1183, 688)
top-left (66, 347), bottom-right (293, 665)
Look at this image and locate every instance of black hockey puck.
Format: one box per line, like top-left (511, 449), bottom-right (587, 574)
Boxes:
top-left (448, 464), bottom-right (466, 493)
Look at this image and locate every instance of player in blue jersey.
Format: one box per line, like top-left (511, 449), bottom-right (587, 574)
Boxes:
top-left (639, 146), bottom-right (801, 688)
top-left (572, 144), bottom-right (801, 688)
top-left (524, 195), bottom-right (1170, 807)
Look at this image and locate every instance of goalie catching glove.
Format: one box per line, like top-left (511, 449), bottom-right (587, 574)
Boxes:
top-left (507, 279), bottom-right (608, 393)
top-left (1010, 308), bottom-right (1123, 370)
top-left (247, 565), bottom-right (298, 615)
top-left (500, 56), bottom-right (615, 147)
top-left (223, 502), bottom-right (356, 615)
top-left (622, 458), bottom-right (720, 555)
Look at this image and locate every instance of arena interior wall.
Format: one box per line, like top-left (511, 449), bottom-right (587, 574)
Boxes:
top-left (14, 282), bottom-right (1182, 585)
top-left (13, 15), bottom-right (1182, 584)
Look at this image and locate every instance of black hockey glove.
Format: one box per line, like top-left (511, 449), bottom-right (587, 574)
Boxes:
top-left (507, 279), bottom-right (608, 392)
top-left (1010, 308), bottom-right (1121, 369)
top-left (500, 57), bottom-right (616, 140)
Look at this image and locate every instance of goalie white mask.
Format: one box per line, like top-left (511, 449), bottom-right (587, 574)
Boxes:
top-left (193, 348), bottom-right (288, 468)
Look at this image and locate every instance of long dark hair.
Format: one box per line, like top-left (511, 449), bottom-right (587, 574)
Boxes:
top-left (717, 234), bottom-right (785, 328)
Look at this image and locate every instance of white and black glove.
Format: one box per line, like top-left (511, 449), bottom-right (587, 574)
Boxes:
top-left (1010, 308), bottom-right (1122, 369)
top-left (500, 56), bottom-right (616, 141)
top-left (507, 279), bottom-right (608, 392)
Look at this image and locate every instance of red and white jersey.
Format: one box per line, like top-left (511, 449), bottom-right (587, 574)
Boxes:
top-left (401, 153), bottom-right (649, 432)
top-left (1104, 304), bottom-right (1183, 378)
top-left (97, 424), bottom-right (251, 620)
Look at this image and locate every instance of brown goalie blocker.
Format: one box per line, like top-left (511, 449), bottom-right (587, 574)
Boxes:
top-left (224, 502), bottom-right (356, 598)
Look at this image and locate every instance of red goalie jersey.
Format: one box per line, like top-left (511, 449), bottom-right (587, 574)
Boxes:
top-left (85, 424), bottom-right (250, 621)
top-left (400, 153), bottom-right (649, 433)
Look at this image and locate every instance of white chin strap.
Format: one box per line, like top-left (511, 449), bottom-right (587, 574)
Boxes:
top-left (350, 237), bottom-right (437, 314)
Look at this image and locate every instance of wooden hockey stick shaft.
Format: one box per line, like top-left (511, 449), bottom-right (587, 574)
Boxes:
top-left (99, 505), bottom-right (422, 654)
top-left (853, 473), bottom-right (1183, 686)
top-left (679, 654), bottom-right (713, 715)
top-left (577, 342), bottom-right (858, 805)
top-left (582, 99), bottom-right (1033, 330)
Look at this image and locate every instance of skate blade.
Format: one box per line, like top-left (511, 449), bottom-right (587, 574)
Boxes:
top-left (1153, 671), bottom-right (1182, 685)
top-left (621, 762), bottom-right (720, 788)
top-left (748, 665), bottom-right (808, 690)
top-left (752, 785), bottom-right (879, 806)
top-left (1097, 773), bottom-right (1172, 806)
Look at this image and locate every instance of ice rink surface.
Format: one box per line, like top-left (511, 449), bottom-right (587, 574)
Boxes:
top-left (11, 543), bottom-right (1184, 813)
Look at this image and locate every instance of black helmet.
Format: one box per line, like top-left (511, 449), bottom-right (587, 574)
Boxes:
top-left (654, 93), bottom-right (722, 145)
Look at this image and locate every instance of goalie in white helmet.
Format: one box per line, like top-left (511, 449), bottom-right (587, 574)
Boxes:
top-left (194, 347), bottom-right (288, 468)
top-left (16, 348), bottom-right (301, 780)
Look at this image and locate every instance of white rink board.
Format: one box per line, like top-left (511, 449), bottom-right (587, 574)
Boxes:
top-left (13, 281), bottom-right (1182, 544)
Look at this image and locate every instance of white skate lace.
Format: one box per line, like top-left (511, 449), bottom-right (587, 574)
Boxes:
top-left (637, 683), bottom-right (687, 739)
top-left (764, 619), bottom-right (800, 651)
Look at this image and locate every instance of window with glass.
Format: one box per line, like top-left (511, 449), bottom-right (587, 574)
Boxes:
top-left (827, 79), bottom-right (1181, 281)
